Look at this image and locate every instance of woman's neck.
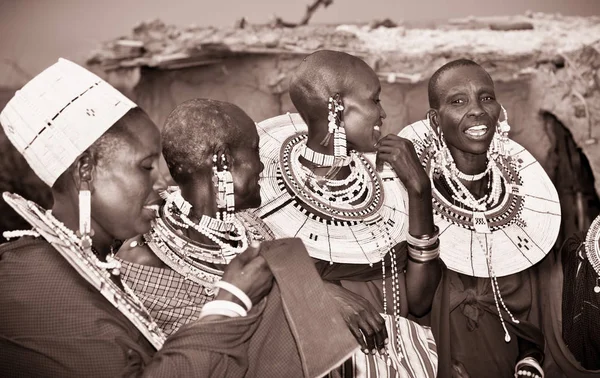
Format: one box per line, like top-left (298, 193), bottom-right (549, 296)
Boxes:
top-left (179, 179), bottom-right (221, 245)
top-left (304, 121), bottom-right (351, 180)
top-left (447, 145), bottom-right (489, 198)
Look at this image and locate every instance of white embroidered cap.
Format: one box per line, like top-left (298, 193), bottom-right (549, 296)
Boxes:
top-left (0, 58), bottom-right (137, 187)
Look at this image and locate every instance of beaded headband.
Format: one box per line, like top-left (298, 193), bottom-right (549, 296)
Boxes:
top-left (0, 59), bottom-right (137, 187)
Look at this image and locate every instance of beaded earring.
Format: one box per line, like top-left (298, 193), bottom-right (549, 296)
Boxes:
top-left (320, 93), bottom-right (346, 158)
top-left (494, 105), bottom-right (511, 158)
top-left (212, 153), bottom-right (235, 222)
top-left (77, 180), bottom-right (93, 250)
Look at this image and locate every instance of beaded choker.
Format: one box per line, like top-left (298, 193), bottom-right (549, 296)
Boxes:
top-left (146, 188), bottom-right (274, 288)
top-left (300, 144), bottom-right (351, 167)
top-left (3, 192), bottom-right (166, 349)
top-left (162, 188), bottom-right (248, 264)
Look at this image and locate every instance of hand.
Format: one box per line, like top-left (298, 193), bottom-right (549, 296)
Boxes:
top-left (218, 241), bottom-right (274, 306)
top-left (324, 282), bottom-right (387, 355)
top-left (375, 134), bottom-right (430, 195)
top-left (515, 365), bottom-right (543, 378)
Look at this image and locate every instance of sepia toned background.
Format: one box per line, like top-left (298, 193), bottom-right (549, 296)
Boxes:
top-left (0, 0), bottom-right (599, 243)
top-left (0, 0), bottom-right (599, 82)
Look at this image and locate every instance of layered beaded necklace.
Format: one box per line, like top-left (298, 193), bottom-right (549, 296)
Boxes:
top-left (428, 128), bottom-right (520, 343)
top-left (583, 215), bottom-right (600, 293)
top-left (163, 188), bottom-right (249, 264)
top-left (2, 192), bottom-right (166, 349)
top-left (292, 139), bottom-right (379, 215)
top-left (430, 132), bottom-right (505, 212)
top-left (146, 188), bottom-right (274, 289)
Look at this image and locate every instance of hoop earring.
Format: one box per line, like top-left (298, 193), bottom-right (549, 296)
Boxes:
top-left (320, 93), bottom-right (346, 158)
top-left (212, 153), bottom-right (235, 221)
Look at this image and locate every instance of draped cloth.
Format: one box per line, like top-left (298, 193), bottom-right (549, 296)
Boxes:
top-left (429, 268), bottom-right (544, 378)
top-left (539, 234), bottom-right (600, 377)
top-left (0, 236), bottom-right (357, 377)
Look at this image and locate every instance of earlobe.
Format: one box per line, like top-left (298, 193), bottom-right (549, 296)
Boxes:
top-left (76, 152), bottom-right (95, 192)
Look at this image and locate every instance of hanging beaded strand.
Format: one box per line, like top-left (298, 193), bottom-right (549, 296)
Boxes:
top-left (476, 233), bottom-right (520, 343)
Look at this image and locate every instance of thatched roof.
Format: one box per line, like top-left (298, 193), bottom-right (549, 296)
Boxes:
top-left (87, 13), bottom-right (600, 82)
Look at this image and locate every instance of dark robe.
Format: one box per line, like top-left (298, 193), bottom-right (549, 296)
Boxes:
top-left (428, 268), bottom-right (544, 378)
top-left (539, 234), bottom-right (600, 377)
top-left (0, 237), bottom-right (357, 378)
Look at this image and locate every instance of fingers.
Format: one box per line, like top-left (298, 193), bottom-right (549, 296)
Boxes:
top-left (348, 324), bottom-right (369, 352)
top-left (357, 318), bottom-right (377, 354)
top-left (368, 315), bottom-right (388, 352)
top-left (236, 240), bottom-right (262, 264)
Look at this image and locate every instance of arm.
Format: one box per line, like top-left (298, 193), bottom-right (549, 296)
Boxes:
top-left (376, 135), bottom-right (442, 317)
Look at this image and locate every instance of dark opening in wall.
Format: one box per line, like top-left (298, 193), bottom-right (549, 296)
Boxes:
top-left (546, 112), bottom-right (600, 250)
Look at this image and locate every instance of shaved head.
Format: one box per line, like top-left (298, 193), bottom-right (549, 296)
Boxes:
top-left (289, 50), bottom-right (377, 126)
top-left (162, 99), bottom-right (255, 184)
top-left (428, 59), bottom-right (492, 109)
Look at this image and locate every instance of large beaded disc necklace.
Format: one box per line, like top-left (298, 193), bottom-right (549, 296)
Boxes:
top-left (2, 192), bottom-right (167, 349)
top-left (583, 214), bottom-right (600, 293)
top-left (400, 118), bottom-right (560, 278)
top-left (255, 113), bottom-right (408, 265)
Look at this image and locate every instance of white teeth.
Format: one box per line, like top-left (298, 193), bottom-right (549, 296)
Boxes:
top-left (373, 125), bottom-right (380, 131)
top-left (465, 125), bottom-right (487, 137)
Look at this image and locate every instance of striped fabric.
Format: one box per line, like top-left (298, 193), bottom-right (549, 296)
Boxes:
top-left (330, 315), bottom-right (438, 378)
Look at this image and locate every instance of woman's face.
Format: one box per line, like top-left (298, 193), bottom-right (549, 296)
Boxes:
top-left (342, 70), bottom-right (387, 153)
top-left (230, 124), bottom-right (264, 211)
top-left (90, 113), bottom-right (162, 241)
top-left (431, 65), bottom-right (501, 156)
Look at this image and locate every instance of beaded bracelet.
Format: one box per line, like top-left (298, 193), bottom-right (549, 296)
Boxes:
top-left (214, 280), bottom-right (253, 312)
top-left (514, 357), bottom-right (544, 378)
top-left (199, 300), bottom-right (248, 320)
top-left (406, 225), bottom-right (440, 248)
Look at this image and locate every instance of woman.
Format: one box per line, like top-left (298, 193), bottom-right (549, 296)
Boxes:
top-left (399, 59), bottom-right (561, 378)
top-left (255, 50), bottom-right (442, 376)
top-left (540, 214), bottom-right (600, 377)
top-left (117, 98), bottom-right (387, 354)
top-left (0, 59), bottom-right (356, 377)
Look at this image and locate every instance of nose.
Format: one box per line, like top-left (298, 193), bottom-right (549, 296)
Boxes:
top-left (379, 103), bottom-right (387, 120)
top-left (467, 101), bottom-right (485, 118)
top-left (152, 155), bottom-right (172, 193)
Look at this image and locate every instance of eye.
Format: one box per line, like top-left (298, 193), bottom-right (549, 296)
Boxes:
top-left (451, 98), bottom-right (465, 105)
top-left (481, 95), bottom-right (495, 102)
top-left (142, 165), bottom-right (154, 171)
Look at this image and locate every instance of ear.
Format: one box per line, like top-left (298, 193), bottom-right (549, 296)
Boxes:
top-left (75, 151), bottom-right (96, 192)
top-left (214, 145), bottom-right (233, 171)
top-left (427, 108), bottom-right (441, 134)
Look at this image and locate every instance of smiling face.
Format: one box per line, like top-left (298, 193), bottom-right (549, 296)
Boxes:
top-left (430, 65), bottom-right (501, 157)
top-left (343, 67), bottom-right (387, 153)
